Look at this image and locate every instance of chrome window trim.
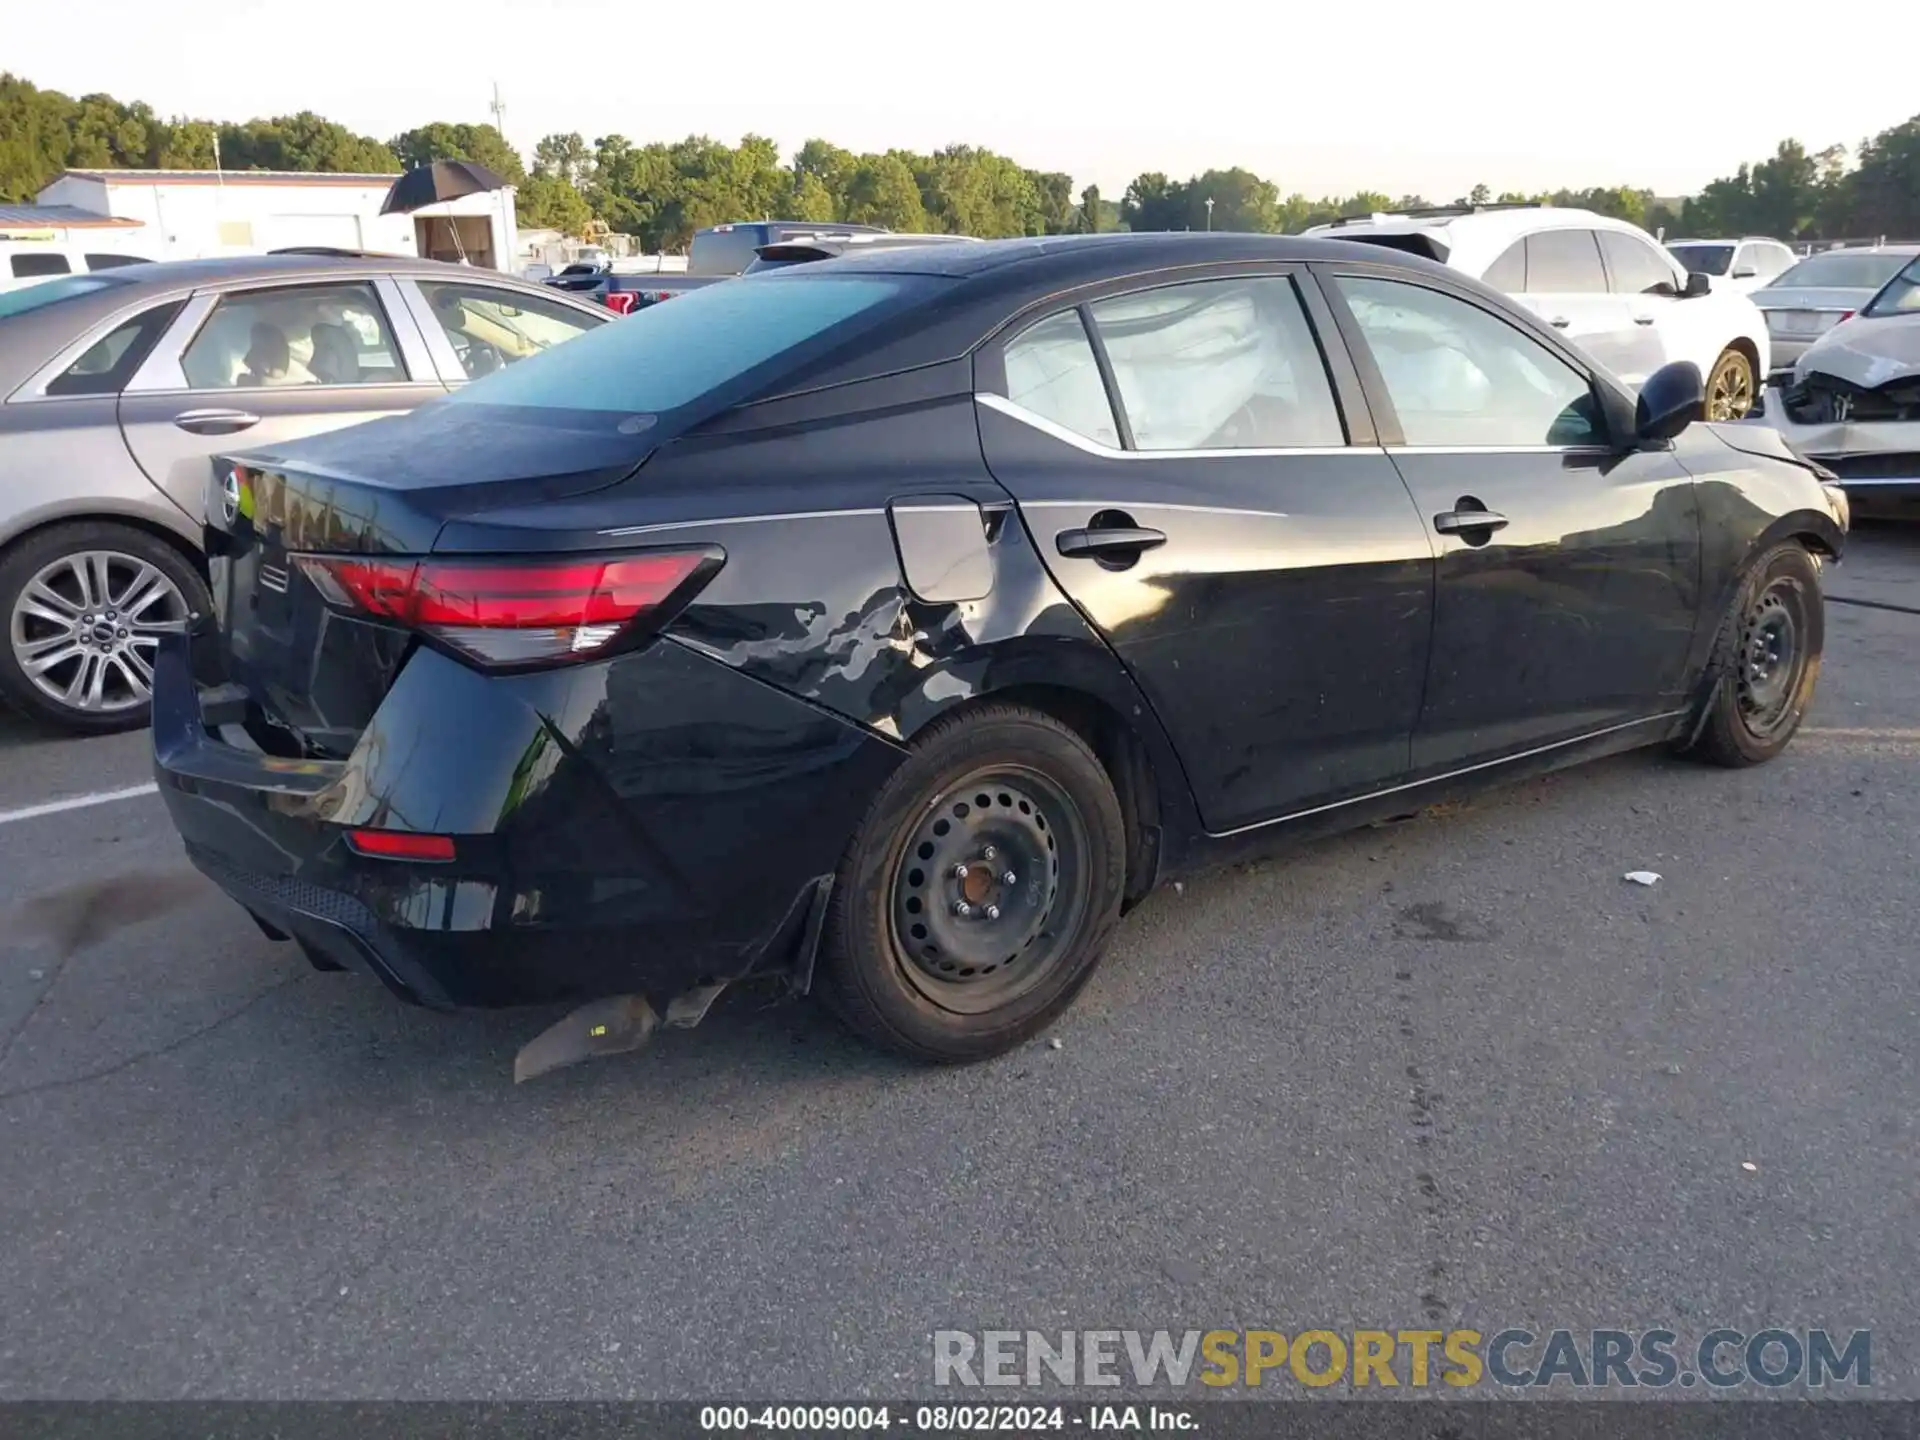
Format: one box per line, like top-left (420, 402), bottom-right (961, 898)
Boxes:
top-left (1391, 444), bottom-right (1615, 456)
top-left (1019, 499), bottom-right (1297, 521)
top-left (599, 508), bottom-right (888, 537)
top-left (976, 393), bottom-right (1357, 459)
top-left (125, 291), bottom-right (219, 392)
top-left (9, 286), bottom-right (202, 402)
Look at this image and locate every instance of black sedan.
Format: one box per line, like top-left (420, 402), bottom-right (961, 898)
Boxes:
top-left (151, 234), bottom-right (1849, 1075)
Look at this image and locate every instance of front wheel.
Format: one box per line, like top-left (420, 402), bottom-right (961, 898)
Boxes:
top-left (1705, 346), bottom-right (1757, 421)
top-left (816, 704), bottom-right (1126, 1063)
top-left (1683, 542), bottom-right (1823, 767)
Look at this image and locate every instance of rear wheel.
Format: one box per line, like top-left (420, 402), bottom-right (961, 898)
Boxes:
top-left (817, 704), bottom-right (1126, 1063)
top-left (1705, 346), bottom-right (1756, 420)
top-left (0, 521), bottom-right (208, 734)
top-left (1683, 542), bottom-right (1823, 767)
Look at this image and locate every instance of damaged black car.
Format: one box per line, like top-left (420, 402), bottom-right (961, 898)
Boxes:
top-left (152, 234), bottom-right (1849, 1078)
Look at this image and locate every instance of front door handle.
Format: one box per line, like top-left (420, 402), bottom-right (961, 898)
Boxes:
top-left (1434, 509), bottom-right (1509, 536)
top-left (1056, 525), bottom-right (1167, 559)
top-left (1548, 316), bottom-right (1570, 329)
top-left (173, 409), bottom-right (261, 436)
top-left (1633, 315), bottom-right (1657, 325)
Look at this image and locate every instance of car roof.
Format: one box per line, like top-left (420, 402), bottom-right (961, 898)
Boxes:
top-left (1301, 206), bottom-right (1670, 272)
top-left (806, 230), bottom-right (1446, 279)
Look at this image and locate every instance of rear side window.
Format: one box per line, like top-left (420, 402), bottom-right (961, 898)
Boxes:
top-left (1481, 241), bottom-right (1526, 291)
top-left (1598, 231), bottom-right (1679, 296)
top-left (443, 273), bottom-right (920, 417)
top-left (1087, 277), bottom-right (1345, 450)
top-left (1524, 231), bottom-right (1607, 293)
top-left (181, 283), bottom-right (406, 389)
top-left (10, 253), bottom-right (71, 279)
top-left (45, 301), bottom-right (186, 397)
top-left (1002, 310), bottom-right (1120, 447)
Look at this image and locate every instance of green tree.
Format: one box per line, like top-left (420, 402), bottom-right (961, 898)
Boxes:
top-left (389, 122), bottom-right (525, 183)
top-left (533, 132), bottom-right (592, 187)
top-left (218, 112), bottom-right (397, 172)
top-left (518, 171), bottom-right (593, 235)
top-left (1119, 172), bottom-right (1185, 231)
top-left (843, 153), bottom-right (928, 230)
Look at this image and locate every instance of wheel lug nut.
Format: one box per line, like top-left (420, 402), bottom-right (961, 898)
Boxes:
top-left (951, 863), bottom-right (969, 880)
top-left (953, 901), bottom-right (972, 917)
top-left (1002, 871), bottom-right (1018, 886)
top-left (981, 845), bottom-right (996, 861)
top-left (984, 905), bottom-right (1000, 921)
top-left (117, 628), bottom-right (128, 639)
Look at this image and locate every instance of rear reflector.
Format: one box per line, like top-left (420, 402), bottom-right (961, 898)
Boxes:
top-left (297, 549), bottom-right (721, 667)
top-left (346, 829), bottom-right (455, 861)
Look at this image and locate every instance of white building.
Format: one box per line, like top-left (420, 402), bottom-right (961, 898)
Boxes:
top-left (34, 169), bottom-right (519, 270)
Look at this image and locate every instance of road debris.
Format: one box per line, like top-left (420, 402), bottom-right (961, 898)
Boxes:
top-left (1623, 871), bottom-right (1662, 886)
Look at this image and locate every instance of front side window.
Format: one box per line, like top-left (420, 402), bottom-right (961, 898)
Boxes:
top-left (1599, 231), bottom-right (1680, 296)
top-left (45, 302), bottom-right (186, 397)
top-left (1001, 309), bottom-right (1120, 448)
top-left (1523, 230), bottom-right (1607, 293)
top-left (1334, 276), bottom-right (1605, 448)
top-left (181, 283), bottom-right (407, 389)
top-left (417, 282), bottom-right (604, 379)
top-left (1086, 277), bottom-right (1345, 450)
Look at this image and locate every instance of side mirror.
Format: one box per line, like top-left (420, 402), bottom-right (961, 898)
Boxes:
top-left (1681, 270), bottom-right (1712, 298)
top-left (1731, 265), bottom-right (1757, 279)
top-left (1636, 361), bottom-right (1705, 444)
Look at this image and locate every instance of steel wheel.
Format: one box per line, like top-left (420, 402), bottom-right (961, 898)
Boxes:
top-left (1735, 578), bottom-right (1807, 742)
top-left (1706, 349), bottom-right (1755, 421)
top-left (8, 549), bottom-right (188, 716)
top-left (888, 766), bottom-right (1092, 1015)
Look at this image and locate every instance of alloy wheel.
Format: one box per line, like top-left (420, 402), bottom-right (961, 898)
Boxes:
top-left (8, 549), bottom-right (189, 715)
top-left (888, 766), bottom-right (1092, 1015)
top-left (1707, 352), bottom-right (1754, 421)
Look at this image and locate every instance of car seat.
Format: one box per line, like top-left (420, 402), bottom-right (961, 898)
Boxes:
top-left (239, 322), bottom-right (292, 386)
top-left (307, 322), bottom-right (361, 385)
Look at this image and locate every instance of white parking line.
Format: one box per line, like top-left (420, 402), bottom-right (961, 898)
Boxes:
top-left (0, 783), bottom-right (160, 827)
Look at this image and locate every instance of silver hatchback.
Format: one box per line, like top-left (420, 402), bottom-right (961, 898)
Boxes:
top-left (0, 254), bottom-right (610, 732)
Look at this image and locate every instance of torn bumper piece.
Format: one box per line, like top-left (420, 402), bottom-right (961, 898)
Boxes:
top-left (1759, 373), bottom-right (1920, 500)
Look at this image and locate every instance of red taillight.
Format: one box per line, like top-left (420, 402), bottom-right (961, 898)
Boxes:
top-left (296, 550), bottom-right (720, 667)
top-left (603, 291), bottom-right (638, 315)
top-left (346, 829), bottom-right (455, 862)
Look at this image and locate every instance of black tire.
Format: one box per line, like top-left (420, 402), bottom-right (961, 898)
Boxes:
top-left (816, 704), bottom-right (1127, 1063)
top-left (1683, 542), bottom-right (1823, 768)
top-left (0, 520), bottom-right (209, 735)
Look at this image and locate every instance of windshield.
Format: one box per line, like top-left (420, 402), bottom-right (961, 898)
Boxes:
top-left (1668, 243), bottom-right (1734, 276)
top-left (0, 274), bottom-right (125, 320)
top-left (1863, 257), bottom-right (1920, 317)
top-left (1773, 252), bottom-right (1912, 291)
top-left (442, 272), bottom-right (928, 419)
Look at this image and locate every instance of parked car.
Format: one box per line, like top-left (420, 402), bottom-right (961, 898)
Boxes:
top-left (741, 232), bottom-right (985, 273)
top-left (1304, 205), bottom-right (1771, 419)
top-left (0, 254), bottom-right (611, 732)
top-left (1762, 252), bottom-right (1920, 504)
top-left (0, 241), bottom-right (155, 294)
top-left (1665, 237), bottom-right (1797, 293)
top-left (151, 233), bottom-right (1846, 1075)
top-left (1749, 245), bottom-right (1920, 382)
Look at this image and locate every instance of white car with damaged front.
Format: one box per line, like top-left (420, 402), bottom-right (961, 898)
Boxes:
top-left (1303, 205), bottom-right (1771, 418)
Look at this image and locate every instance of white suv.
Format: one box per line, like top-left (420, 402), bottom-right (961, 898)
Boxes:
top-left (1303, 206), bottom-right (1770, 419)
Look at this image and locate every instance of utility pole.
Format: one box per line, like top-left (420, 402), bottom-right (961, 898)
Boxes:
top-left (1205, 196), bottom-right (1215, 231)
top-left (488, 81), bottom-right (511, 271)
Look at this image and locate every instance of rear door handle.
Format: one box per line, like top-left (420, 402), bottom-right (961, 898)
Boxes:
top-left (172, 409), bottom-right (260, 436)
top-left (1548, 317), bottom-right (1570, 329)
top-left (1633, 315), bottom-right (1657, 325)
top-left (1433, 509), bottom-right (1509, 535)
top-left (1056, 525), bottom-right (1167, 558)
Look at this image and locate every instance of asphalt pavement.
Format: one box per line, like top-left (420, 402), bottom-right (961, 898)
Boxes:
top-left (0, 526), bottom-right (1916, 1400)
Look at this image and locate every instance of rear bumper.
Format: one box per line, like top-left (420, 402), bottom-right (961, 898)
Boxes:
top-left (152, 627), bottom-right (905, 1009)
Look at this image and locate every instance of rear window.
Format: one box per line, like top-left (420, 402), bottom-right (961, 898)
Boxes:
top-left (1775, 251), bottom-right (1911, 291)
top-left (688, 227), bottom-right (762, 277)
top-left (441, 273), bottom-right (927, 419)
top-left (0, 274), bottom-right (124, 320)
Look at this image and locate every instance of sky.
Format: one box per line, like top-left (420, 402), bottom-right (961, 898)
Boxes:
top-left (14, 0), bottom-right (1913, 202)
